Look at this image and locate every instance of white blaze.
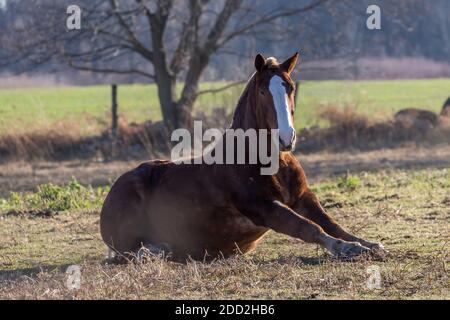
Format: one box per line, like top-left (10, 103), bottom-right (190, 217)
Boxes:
top-left (269, 75), bottom-right (295, 147)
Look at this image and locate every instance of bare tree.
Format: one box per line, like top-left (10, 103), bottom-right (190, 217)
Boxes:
top-left (2, 0), bottom-right (326, 128)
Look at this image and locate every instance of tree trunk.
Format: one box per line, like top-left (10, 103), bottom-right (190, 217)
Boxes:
top-left (176, 51), bottom-right (210, 129)
top-left (154, 67), bottom-right (177, 129)
top-left (148, 3), bottom-right (178, 130)
top-left (150, 0), bottom-right (241, 130)
top-left (173, 0), bottom-right (242, 128)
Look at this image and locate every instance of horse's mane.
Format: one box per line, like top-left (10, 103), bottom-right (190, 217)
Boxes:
top-left (230, 74), bottom-right (255, 129)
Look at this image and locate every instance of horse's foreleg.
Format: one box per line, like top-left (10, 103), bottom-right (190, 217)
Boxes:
top-left (245, 200), bottom-right (370, 258)
top-left (293, 190), bottom-right (385, 253)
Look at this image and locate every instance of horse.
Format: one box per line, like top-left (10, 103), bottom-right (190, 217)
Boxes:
top-left (394, 108), bottom-right (439, 129)
top-left (441, 97), bottom-right (450, 117)
top-left (100, 53), bottom-right (385, 262)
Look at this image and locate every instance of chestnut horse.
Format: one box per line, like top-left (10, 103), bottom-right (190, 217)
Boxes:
top-left (100, 53), bottom-right (385, 261)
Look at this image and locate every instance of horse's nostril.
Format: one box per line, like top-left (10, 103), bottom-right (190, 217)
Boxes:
top-left (279, 129), bottom-right (296, 149)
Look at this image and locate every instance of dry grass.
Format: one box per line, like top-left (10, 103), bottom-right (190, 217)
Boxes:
top-left (1, 249), bottom-right (447, 300)
top-left (298, 105), bottom-right (450, 153)
top-left (2, 144), bottom-right (450, 198)
top-left (1, 104), bottom-right (450, 162)
top-left (0, 107), bottom-right (234, 163)
top-left (0, 122), bottom-right (84, 160)
top-left (319, 105), bottom-right (370, 128)
top-left (0, 168), bottom-right (448, 299)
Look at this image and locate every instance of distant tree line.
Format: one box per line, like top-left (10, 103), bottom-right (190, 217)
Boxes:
top-left (0, 0), bottom-right (449, 127)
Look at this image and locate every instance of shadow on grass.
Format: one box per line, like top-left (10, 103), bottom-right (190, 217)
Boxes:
top-left (0, 263), bottom-right (74, 282)
top-left (252, 255), bottom-right (328, 266)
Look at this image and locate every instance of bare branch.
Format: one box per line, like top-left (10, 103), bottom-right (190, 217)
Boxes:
top-left (109, 0), bottom-right (154, 61)
top-left (68, 61), bottom-right (155, 79)
top-left (218, 0), bottom-right (327, 48)
top-left (202, 0), bottom-right (244, 54)
top-left (143, 0), bottom-right (175, 76)
top-left (170, 0), bottom-right (202, 75)
top-left (197, 80), bottom-right (246, 96)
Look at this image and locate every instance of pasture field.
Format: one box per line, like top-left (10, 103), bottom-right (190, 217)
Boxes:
top-left (0, 167), bottom-right (448, 299)
top-left (0, 78), bottom-right (449, 136)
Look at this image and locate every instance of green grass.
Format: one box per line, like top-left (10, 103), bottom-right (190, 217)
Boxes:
top-left (0, 78), bottom-right (449, 135)
top-left (0, 177), bottom-right (109, 213)
top-left (0, 82), bottom-right (241, 135)
top-left (298, 78), bottom-right (450, 128)
top-left (0, 168), bottom-right (448, 299)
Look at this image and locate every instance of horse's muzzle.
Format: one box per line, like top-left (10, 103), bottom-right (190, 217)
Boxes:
top-left (279, 128), bottom-right (296, 151)
top-left (279, 142), bottom-right (295, 152)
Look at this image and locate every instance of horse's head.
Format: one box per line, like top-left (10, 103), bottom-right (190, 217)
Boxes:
top-left (253, 52), bottom-right (299, 152)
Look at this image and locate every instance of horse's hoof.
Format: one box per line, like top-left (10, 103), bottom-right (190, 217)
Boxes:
top-left (360, 241), bottom-right (389, 258)
top-left (332, 241), bottom-right (371, 260)
top-left (368, 243), bottom-right (389, 260)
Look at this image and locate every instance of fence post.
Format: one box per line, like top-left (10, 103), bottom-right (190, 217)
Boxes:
top-left (111, 84), bottom-right (118, 137)
top-left (294, 81), bottom-right (300, 106)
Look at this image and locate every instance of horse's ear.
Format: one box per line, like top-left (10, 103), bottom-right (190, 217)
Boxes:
top-left (254, 53), bottom-right (265, 72)
top-left (280, 52), bottom-right (299, 75)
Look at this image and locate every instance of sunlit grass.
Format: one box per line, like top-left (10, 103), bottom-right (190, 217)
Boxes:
top-left (0, 78), bottom-right (449, 135)
top-left (0, 168), bottom-right (448, 299)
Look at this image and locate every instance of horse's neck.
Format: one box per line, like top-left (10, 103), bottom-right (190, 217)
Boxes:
top-left (230, 77), bottom-right (257, 130)
top-left (220, 76), bottom-right (281, 172)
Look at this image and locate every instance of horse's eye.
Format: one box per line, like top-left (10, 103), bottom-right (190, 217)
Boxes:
top-left (259, 90), bottom-right (265, 96)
